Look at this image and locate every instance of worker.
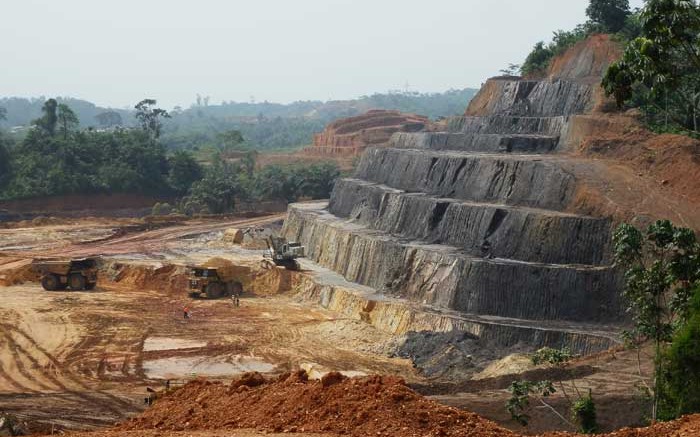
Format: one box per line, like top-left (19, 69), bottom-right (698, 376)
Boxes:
top-left (183, 305), bottom-right (190, 319)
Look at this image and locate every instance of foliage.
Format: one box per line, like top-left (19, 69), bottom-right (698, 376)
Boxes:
top-left (506, 380), bottom-right (556, 426)
top-left (95, 110), bottom-right (123, 128)
top-left (167, 150), bottom-right (203, 195)
top-left (613, 220), bottom-right (700, 420)
top-left (135, 99), bottom-right (170, 141)
top-left (531, 347), bottom-right (574, 366)
top-left (586, 0), bottom-right (631, 32)
top-left (182, 160), bottom-right (251, 214)
top-left (571, 391), bottom-right (599, 434)
top-left (181, 160), bottom-right (340, 215)
top-left (57, 104), bottom-right (79, 140)
top-left (0, 133), bottom-right (12, 189)
top-left (507, 347), bottom-right (596, 432)
top-left (499, 64), bottom-right (521, 76)
top-left (151, 202), bottom-right (174, 216)
top-left (0, 106), bottom-right (6, 121)
top-left (0, 101), bottom-right (181, 200)
top-left (33, 98), bottom-right (58, 136)
top-left (658, 286), bottom-right (700, 420)
top-left (603, 0), bottom-right (700, 135)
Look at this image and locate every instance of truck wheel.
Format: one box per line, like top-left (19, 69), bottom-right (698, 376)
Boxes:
top-left (41, 275), bottom-right (60, 291)
top-left (205, 283), bottom-right (224, 299)
top-left (285, 260), bottom-right (301, 271)
top-left (69, 274), bottom-right (87, 291)
top-left (226, 281), bottom-right (243, 296)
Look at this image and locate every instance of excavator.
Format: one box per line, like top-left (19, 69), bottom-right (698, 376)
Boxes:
top-left (264, 236), bottom-right (305, 271)
top-left (187, 236), bottom-right (305, 299)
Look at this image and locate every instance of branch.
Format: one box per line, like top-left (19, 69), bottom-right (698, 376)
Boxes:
top-left (536, 397), bottom-right (577, 430)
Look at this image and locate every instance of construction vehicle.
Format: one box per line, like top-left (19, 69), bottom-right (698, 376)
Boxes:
top-left (187, 265), bottom-right (243, 299)
top-left (264, 236), bottom-right (305, 271)
top-left (33, 258), bottom-right (98, 291)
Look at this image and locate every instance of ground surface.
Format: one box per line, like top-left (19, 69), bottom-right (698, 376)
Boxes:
top-left (0, 215), bottom-right (656, 435)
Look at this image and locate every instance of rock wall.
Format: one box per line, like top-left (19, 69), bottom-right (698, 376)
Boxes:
top-left (305, 109), bottom-right (431, 157)
top-left (282, 34), bottom-right (627, 357)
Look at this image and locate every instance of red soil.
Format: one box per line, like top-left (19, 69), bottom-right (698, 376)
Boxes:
top-left (120, 371), bottom-right (511, 437)
top-left (306, 110), bottom-right (431, 157)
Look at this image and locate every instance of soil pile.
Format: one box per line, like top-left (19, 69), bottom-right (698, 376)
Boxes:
top-left (120, 371), bottom-right (512, 437)
top-left (0, 258), bottom-right (38, 286)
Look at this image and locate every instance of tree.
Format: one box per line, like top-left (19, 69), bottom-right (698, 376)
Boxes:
top-left (0, 106), bottom-right (6, 122)
top-left (95, 110), bottom-right (123, 128)
top-left (659, 287), bottom-right (700, 419)
top-left (168, 150), bottom-right (203, 195)
top-left (57, 104), bottom-right (79, 140)
top-left (586, 0), bottom-right (631, 32)
top-left (0, 134), bottom-right (12, 189)
top-left (33, 98), bottom-right (58, 136)
top-left (603, 0), bottom-right (700, 134)
top-left (506, 347), bottom-right (598, 433)
top-left (299, 162), bottom-right (340, 199)
top-left (499, 63), bottom-right (521, 76)
top-left (184, 161), bottom-right (248, 214)
top-left (218, 129), bottom-right (245, 150)
top-left (613, 220), bottom-right (700, 421)
top-left (135, 99), bottom-right (170, 141)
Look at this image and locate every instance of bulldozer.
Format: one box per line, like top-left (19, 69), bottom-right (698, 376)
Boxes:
top-left (33, 258), bottom-right (98, 291)
top-left (264, 236), bottom-right (305, 271)
top-left (187, 265), bottom-right (243, 299)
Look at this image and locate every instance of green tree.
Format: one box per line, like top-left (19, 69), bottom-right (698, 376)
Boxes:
top-left (0, 106), bottom-right (6, 121)
top-left (33, 98), bottom-right (58, 136)
top-left (218, 129), bottom-right (245, 150)
top-left (95, 110), bottom-right (123, 128)
top-left (659, 287), bottom-right (700, 419)
top-left (57, 104), bottom-right (80, 140)
top-left (184, 161), bottom-right (249, 214)
top-left (586, 0), bottom-right (631, 32)
top-left (613, 220), bottom-right (700, 421)
top-left (0, 134), bottom-right (12, 189)
top-left (603, 0), bottom-right (700, 134)
top-left (135, 99), bottom-right (170, 141)
top-left (299, 162), bottom-right (340, 199)
top-left (168, 150), bottom-right (203, 195)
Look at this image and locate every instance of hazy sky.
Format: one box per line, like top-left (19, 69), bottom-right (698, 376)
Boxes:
top-left (1, 0), bottom-right (645, 109)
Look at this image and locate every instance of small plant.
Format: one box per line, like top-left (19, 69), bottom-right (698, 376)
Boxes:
top-left (506, 380), bottom-right (556, 426)
top-left (531, 347), bottom-right (574, 366)
top-left (572, 390), bottom-right (599, 434)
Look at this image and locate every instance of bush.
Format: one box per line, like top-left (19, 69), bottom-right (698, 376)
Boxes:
top-left (572, 391), bottom-right (599, 434)
top-left (658, 287), bottom-right (700, 420)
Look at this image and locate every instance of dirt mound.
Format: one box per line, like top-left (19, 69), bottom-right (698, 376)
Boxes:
top-left (0, 258), bottom-right (39, 286)
top-left (547, 34), bottom-right (622, 83)
top-left (105, 262), bottom-right (187, 294)
top-left (120, 371), bottom-right (511, 436)
top-left (306, 110), bottom-right (432, 157)
top-left (567, 113), bottom-right (700, 230)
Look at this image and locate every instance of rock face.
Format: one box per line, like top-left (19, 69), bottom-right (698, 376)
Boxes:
top-left (306, 109), bottom-right (431, 157)
top-left (284, 35), bottom-right (625, 356)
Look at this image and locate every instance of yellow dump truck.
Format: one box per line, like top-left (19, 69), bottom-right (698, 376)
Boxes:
top-left (187, 265), bottom-right (243, 299)
top-left (33, 258), bottom-right (98, 291)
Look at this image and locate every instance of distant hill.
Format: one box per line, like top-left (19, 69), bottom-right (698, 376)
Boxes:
top-left (0, 97), bottom-right (132, 129)
top-left (0, 88), bottom-right (478, 150)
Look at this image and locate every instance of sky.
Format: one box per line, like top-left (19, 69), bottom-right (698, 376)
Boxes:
top-left (1, 0), bottom-right (646, 109)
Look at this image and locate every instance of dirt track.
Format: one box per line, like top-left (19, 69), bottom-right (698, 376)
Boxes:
top-left (0, 214), bottom-right (656, 435)
top-left (0, 214), bottom-right (416, 432)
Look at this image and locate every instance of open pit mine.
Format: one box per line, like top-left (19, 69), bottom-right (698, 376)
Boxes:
top-left (283, 34), bottom-right (626, 364)
top-left (3, 34), bottom-right (700, 437)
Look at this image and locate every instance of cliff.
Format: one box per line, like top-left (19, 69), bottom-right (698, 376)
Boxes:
top-left (305, 109), bottom-right (431, 157)
top-left (282, 34), bottom-right (682, 367)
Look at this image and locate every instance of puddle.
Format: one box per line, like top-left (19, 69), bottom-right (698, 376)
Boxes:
top-left (143, 337), bottom-right (207, 352)
top-left (143, 355), bottom-right (275, 379)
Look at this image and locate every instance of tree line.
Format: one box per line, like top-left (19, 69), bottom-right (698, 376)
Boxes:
top-left (0, 99), bottom-right (339, 210)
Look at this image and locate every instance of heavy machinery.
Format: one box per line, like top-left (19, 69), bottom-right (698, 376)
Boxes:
top-left (187, 265), bottom-right (243, 299)
top-left (264, 236), bottom-right (305, 270)
top-left (33, 258), bottom-right (98, 291)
